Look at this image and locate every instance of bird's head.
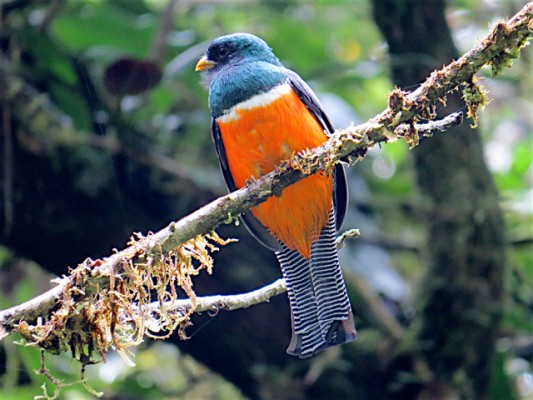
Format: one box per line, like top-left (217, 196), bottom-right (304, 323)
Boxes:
top-left (196, 33), bottom-right (286, 116)
top-left (195, 33), bottom-right (281, 76)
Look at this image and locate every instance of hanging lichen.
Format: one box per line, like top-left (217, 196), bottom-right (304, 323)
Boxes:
top-left (14, 230), bottom-right (234, 372)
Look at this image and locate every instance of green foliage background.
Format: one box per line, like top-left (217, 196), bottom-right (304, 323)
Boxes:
top-left (0, 0), bottom-right (531, 399)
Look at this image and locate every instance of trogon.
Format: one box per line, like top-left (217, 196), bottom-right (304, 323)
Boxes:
top-left (196, 33), bottom-right (356, 358)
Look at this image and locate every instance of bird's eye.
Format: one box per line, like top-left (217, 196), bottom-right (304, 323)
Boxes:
top-left (217, 45), bottom-right (230, 60)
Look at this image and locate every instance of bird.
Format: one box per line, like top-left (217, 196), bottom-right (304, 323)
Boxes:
top-left (196, 33), bottom-right (356, 358)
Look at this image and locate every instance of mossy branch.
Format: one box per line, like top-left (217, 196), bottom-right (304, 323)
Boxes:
top-left (0, 1), bottom-right (531, 366)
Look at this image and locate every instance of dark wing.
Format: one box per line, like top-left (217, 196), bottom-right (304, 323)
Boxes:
top-left (211, 119), bottom-right (282, 251)
top-left (285, 70), bottom-right (348, 230)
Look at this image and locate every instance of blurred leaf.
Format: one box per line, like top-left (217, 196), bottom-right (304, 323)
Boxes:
top-left (19, 28), bottom-right (77, 85)
top-left (104, 57), bottom-right (162, 96)
top-left (488, 349), bottom-right (519, 400)
top-left (495, 142), bottom-right (533, 192)
top-left (49, 81), bottom-right (92, 130)
top-left (51, 2), bottom-right (155, 57)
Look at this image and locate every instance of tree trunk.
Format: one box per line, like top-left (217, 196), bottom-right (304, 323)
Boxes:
top-left (371, 1), bottom-right (506, 398)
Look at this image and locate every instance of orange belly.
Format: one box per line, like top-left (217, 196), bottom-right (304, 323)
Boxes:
top-left (217, 87), bottom-right (333, 258)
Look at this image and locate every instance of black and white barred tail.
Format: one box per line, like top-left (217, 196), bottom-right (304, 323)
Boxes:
top-left (275, 209), bottom-right (356, 358)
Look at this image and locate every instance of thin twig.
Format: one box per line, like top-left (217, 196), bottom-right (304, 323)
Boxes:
top-left (142, 278), bottom-right (287, 316)
top-left (415, 111), bottom-right (464, 137)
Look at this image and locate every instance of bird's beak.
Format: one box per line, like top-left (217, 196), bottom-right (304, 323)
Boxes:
top-left (195, 56), bottom-right (216, 72)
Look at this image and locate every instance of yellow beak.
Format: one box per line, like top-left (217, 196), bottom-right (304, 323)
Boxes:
top-left (195, 56), bottom-right (216, 72)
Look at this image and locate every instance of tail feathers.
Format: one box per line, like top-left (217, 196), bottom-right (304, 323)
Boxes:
top-left (275, 209), bottom-right (356, 359)
top-left (276, 247), bottom-right (317, 338)
top-left (286, 308), bottom-right (356, 358)
top-left (311, 211), bottom-right (352, 327)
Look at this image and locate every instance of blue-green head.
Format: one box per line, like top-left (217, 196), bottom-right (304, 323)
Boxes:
top-left (196, 33), bottom-right (286, 117)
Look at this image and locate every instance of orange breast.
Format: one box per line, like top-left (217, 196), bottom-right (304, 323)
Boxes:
top-left (217, 87), bottom-right (333, 258)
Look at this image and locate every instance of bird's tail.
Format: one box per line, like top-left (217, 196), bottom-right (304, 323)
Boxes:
top-left (275, 210), bottom-right (356, 358)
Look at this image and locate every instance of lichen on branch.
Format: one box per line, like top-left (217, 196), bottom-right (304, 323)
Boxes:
top-left (13, 231), bottom-right (234, 367)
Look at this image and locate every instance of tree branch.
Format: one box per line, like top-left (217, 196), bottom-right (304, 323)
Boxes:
top-left (144, 278), bottom-right (288, 316)
top-left (0, 3), bottom-right (531, 359)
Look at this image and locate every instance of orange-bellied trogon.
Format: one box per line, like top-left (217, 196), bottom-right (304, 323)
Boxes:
top-left (196, 33), bottom-right (356, 358)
